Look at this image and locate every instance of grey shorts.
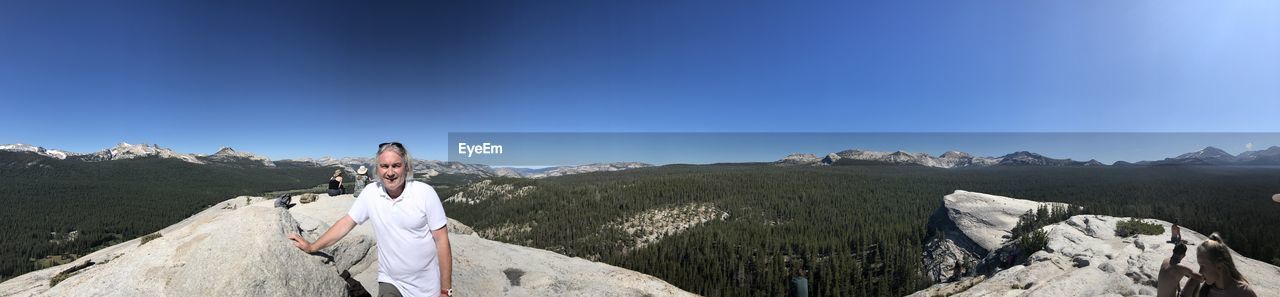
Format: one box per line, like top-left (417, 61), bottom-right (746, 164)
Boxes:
top-left (378, 282), bottom-right (403, 297)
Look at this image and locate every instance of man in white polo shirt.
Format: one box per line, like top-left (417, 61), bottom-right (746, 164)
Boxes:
top-left (288, 142), bottom-right (453, 297)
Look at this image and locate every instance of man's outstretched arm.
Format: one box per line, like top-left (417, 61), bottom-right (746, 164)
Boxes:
top-left (288, 215), bottom-right (357, 253)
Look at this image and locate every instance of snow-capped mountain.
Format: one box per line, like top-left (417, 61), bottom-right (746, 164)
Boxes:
top-left (818, 149), bottom-right (948, 167)
top-left (512, 162), bottom-right (653, 178)
top-left (73, 142), bottom-right (204, 164)
top-left (277, 156), bottom-right (370, 168)
top-left (0, 143), bottom-right (75, 159)
top-left (781, 149), bottom-right (1094, 168)
top-left (4, 143), bottom-right (269, 167)
top-left (415, 160), bottom-right (510, 177)
top-left (936, 150), bottom-right (1002, 167)
top-left (802, 146), bottom-right (1280, 168)
top-left (1136, 146), bottom-right (1248, 166)
top-left (995, 151), bottom-right (1097, 166)
top-left (776, 153), bottom-right (822, 165)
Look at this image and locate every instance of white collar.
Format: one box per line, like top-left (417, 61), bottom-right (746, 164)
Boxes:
top-left (379, 182), bottom-right (409, 203)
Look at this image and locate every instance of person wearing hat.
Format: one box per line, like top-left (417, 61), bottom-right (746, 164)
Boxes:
top-left (327, 168), bottom-right (345, 196)
top-left (355, 165), bottom-right (370, 195)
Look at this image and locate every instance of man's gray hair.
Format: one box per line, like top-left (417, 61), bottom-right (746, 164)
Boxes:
top-left (375, 142), bottom-right (413, 182)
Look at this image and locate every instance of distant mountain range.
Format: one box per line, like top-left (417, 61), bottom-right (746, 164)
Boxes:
top-left (6, 143), bottom-right (1279, 178)
top-left (775, 146), bottom-right (1280, 168)
top-left (1, 142), bottom-right (275, 167)
top-left (777, 149), bottom-right (1102, 168)
top-left (0, 143), bottom-right (653, 178)
top-left (1130, 146), bottom-right (1280, 166)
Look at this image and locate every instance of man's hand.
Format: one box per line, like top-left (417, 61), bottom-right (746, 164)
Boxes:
top-left (287, 233), bottom-right (313, 253)
top-left (286, 215), bottom-right (358, 254)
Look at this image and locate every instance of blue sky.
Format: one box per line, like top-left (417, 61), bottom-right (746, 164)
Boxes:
top-left (2, 1), bottom-right (1278, 162)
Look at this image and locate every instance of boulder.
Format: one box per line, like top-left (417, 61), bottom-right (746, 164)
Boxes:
top-left (299, 193), bottom-right (319, 204)
top-left (942, 190), bottom-right (1073, 253)
top-left (922, 190), bottom-right (1074, 282)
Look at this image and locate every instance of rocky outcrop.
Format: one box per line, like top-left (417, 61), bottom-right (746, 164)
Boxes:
top-left (1, 194), bottom-right (695, 297)
top-left (612, 203), bottom-right (729, 252)
top-left (915, 191), bottom-right (1280, 297)
top-left (923, 190), bottom-right (1074, 282)
top-left (940, 191), bottom-right (1073, 253)
top-left (443, 180), bottom-right (537, 205)
top-left (0, 196), bottom-right (371, 297)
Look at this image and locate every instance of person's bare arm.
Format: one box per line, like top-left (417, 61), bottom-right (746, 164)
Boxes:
top-left (1180, 277), bottom-right (1201, 297)
top-left (432, 226), bottom-right (452, 296)
top-left (287, 215), bottom-right (357, 253)
top-left (1175, 264), bottom-right (1203, 282)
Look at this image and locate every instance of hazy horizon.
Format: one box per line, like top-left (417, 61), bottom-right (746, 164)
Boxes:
top-left (8, 132), bottom-right (1280, 166)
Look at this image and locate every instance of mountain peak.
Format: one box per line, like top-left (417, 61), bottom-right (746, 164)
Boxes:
top-left (200, 147), bottom-right (274, 167)
top-left (214, 146), bottom-right (237, 155)
top-left (1168, 146), bottom-right (1237, 164)
top-left (939, 151), bottom-right (970, 159)
top-left (1197, 146), bottom-right (1230, 155)
top-left (1004, 151), bottom-right (1038, 157)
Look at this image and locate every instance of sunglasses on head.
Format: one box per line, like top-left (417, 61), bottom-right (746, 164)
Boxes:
top-left (379, 142), bottom-right (404, 150)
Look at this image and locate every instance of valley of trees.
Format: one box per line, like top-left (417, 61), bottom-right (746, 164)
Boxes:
top-left (0, 151), bottom-right (339, 281)
top-left (444, 164), bottom-right (1280, 296)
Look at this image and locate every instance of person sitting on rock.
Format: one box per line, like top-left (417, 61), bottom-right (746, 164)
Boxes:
top-left (1180, 232), bottom-right (1257, 297)
top-left (288, 142), bottom-right (454, 297)
top-left (1171, 224), bottom-right (1183, 244)
top-left (1157, 242), bottom-right (1202, 297)
top-left (327, 169), bottom-right (345, 196)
